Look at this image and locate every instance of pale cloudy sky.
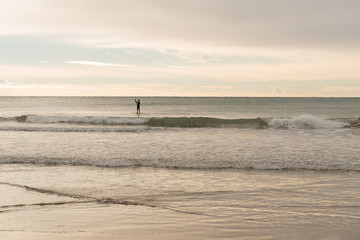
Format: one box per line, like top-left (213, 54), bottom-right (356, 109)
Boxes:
top-left (0, 0), bottom-right (359, 96)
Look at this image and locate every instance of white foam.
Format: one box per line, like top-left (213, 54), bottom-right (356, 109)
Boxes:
top-left (25, 115), bottom-right (148, 125)
top-left (268, 115), bottom-right (348, 129)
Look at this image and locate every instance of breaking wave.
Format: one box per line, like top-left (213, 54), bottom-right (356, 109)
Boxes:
top-left (4, 115), bottom-right (148, 125)
top-left (0, 114), bottom-right (356, 131)
top-left (1, 115), bottom-right (267, 128)
top-left (268, 115), bottom-right (350, 129)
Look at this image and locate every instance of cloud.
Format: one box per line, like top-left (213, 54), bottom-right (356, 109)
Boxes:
top-left (1, 0), bottom-right (360, 51)
top-left (169, 65), bottom-right (205, 70)
top-left (1, 0), bottom-right (360, 97)
top-left (0, 79), bottom-right (14, 85)
top-left (321, 86), bottom-right (360, 96)
top-left (65, 61), bottom-right (132, 67)
top-left (269, 85), bottom-right (309, 97)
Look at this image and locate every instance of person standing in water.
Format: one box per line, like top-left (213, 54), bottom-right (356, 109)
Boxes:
top-left (135, 99), bottom-right (141, 114)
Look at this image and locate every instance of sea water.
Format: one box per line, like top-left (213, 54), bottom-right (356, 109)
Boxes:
top-left (0, 97), bottom-right (359, 239)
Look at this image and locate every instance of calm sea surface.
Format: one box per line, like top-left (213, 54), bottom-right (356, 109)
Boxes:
top-left (0, 97), bottom-right (359, 239)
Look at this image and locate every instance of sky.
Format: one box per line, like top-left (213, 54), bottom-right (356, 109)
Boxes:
top-left (0, 0), bottom-right (360, 96)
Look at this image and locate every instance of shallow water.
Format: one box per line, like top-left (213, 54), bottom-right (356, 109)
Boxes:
top-left (0, 165), bottom-right (359, 239)
top-left (0, 127), bottom-right (359, 171)
top-left (0, 97), bottom-right (359, 239)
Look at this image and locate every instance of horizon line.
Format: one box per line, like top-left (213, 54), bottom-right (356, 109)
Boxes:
top-left (1, 96), bottom-right (359, 98)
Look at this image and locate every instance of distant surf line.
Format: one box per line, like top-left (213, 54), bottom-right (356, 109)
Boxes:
top-left (0, 114), bottom-right (357, 129)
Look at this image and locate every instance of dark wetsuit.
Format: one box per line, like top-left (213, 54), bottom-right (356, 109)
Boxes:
top-left (135, 99), bottom-right (141, 114)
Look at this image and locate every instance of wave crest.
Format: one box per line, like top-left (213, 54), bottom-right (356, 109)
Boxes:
top-left (0, 114), bottom-right (353, 129)
top-left (1, 115), bottom-right (267, 128)
top-left (10, 115), bottom-right (148, 125)
top-left (147, 117), bottom-right (267, 128)
top-left (268, 115), bottom-right (349, 129)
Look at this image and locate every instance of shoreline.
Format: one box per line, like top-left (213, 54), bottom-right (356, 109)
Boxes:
top-left (1, 164), bottom-right (359, 239)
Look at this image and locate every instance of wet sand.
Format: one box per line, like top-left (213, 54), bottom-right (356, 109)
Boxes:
top-left (1, 165), bottom-right (359, 240)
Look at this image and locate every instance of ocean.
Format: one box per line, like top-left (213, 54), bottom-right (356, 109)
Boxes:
top-left (0, 97), bottom-right (359, 239)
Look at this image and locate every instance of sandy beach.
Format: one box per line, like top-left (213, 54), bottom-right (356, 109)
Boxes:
top-left (1, 164), bottom-right (359, 240)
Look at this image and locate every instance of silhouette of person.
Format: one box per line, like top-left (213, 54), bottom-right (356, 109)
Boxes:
top-left (135, 99), bottom-right (141, 114)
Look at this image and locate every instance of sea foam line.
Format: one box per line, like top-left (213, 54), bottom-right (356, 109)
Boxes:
top-left (0, 181), bottom-right (207, 216)
top-left (0, 114), bottom-right (354, 129)
top-left (1, 156), bottom-right (359, 171)
top-left (268, 115), bottom-right (349, 129)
